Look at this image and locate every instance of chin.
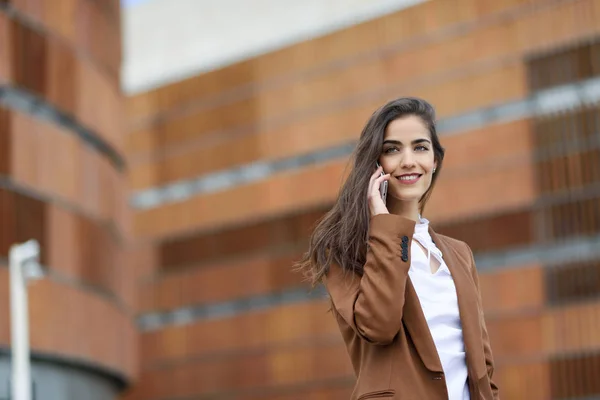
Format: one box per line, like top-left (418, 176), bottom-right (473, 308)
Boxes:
top-left (389, 190), bottom-right (425, 202)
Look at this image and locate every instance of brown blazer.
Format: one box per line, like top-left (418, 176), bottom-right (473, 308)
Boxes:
top-left (324, 214), bottom-right (499, 400)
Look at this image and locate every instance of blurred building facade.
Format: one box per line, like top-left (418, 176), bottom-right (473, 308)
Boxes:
top-left (124, 0), bottom-right (600, 399)
top-left (2, 0), bottom-right (600, 399)
top-left (0, 0), bottom-right (136, 399)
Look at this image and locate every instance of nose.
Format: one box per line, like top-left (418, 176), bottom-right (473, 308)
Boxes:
top-left (400, 149), bottom-right (416, 169)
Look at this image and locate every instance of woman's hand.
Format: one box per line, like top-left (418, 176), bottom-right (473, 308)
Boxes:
top-left (369, 165), bottom-right (390, 217)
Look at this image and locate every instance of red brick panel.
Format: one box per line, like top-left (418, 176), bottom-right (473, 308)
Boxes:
top-left (131, 341), bottom-right (351, 400)
top-left (442, 120), bottom-right (534, 172)
top-left (77, 58), bottom-right (124, 155)
top-left (134, 160), bottom-right (347, 238)
top-left (494, 361), bottom-right (550, 400)
top-left (0, 188), bottom-right (47, 260)
top-left (127, 18), bottom-right (530, 157)
top-left (0, 109), bottom-right (10, 175)
top-left (237, 384), bottom-right (354, 400)
top-left (0, 12), bottom-right (11, 83)
top-left (126, 0), bottom-right (600, 186)
top-left (140, 300), bottom-right (337, 366)
top-left (46, 36), bottom-right (77, 113)
top-left (138, 213), bottom-right (544, 315)
top-left (543, 302), bottom-right (600, 354)
top-left (550, 351), bottom-right (600, 399)
top-left (134, 149), bottom-right (537, 238)
top-left (437, 209), bottom-right (535, 254)
top-left (0, 268), bottom-right (137, 380)
top-left (486, 313), bottom-right (544, 359)
top-left (3, 0), bottom-right (121, 76)
top-left (0, 188), bottom-right (134, 310)
top-left (121, 382), bottom-right (353, 400)
top-left (1, 13), bottom-right (124, 155)
top-left (159, 207), bottom-right (324, 269)
top-left (126, 0), bottom-right (552, 125)
top-left (138, 250), bottom-right (312, 312)
top-left (478, 265), bottom-right (545, 315)
top-left (128, 64), bottom-right (527, 190)
top-left (133, 271), bottom-right (600, 400)
top-left (533, 108), bottom-right (600, 197)
top-left (5, 109), bottom-right (128, 230)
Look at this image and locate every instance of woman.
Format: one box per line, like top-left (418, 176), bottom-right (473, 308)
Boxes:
top-left (295, 97), bottom-right (499, 399)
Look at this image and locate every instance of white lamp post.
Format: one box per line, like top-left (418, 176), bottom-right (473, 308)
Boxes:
top-left (9, 239), bottom-right (43, 400)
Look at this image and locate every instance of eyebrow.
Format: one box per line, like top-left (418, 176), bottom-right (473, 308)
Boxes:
top-left (383, 138), bottom-right (431, 146)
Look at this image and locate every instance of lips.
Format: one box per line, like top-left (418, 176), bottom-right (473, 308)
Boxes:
top-left (396, 173), bottom-right (422, 184)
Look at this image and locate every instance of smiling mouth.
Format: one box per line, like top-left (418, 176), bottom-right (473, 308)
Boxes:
top-left (396, 174), bottom-right (422, 184)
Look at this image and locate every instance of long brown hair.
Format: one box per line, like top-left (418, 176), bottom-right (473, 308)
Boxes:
top-left (295, 97), bottom-right (445, 286)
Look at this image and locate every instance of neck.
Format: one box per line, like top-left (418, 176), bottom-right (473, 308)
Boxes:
top-left (386, 196), bottom-right (420, 222)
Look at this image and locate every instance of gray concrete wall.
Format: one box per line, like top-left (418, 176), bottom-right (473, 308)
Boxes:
top-left (0, 355), bottom-right (121, 400)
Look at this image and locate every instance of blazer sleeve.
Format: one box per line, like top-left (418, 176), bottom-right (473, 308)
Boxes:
top-left (465, 242), bottom-right (499, 399)
top-left (324, 214), bottom-right (416, 345)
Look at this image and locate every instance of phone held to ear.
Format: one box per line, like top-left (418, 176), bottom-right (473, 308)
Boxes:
top-left (376, 162), bottom-right (387, 203)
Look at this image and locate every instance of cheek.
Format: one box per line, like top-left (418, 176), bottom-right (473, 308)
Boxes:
top-left (422, 155), bottom-right (436, 172)
top-left (379, 158), bottom-right (395, 174)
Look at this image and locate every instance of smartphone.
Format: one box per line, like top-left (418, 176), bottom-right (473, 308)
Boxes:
top-left (376, 162), bottom-right (388, 203)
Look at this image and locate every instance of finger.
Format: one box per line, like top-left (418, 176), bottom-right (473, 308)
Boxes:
top-left (369, 165), bottom-right (384, 187)
top-left (368, 169), bottom-right (381, 193)
top-left (369, 166), bottom-right (382, 183)
top-left (370, 174), bottom-right (390, 196)
top-left (374, 173), bottom-right (390, 184)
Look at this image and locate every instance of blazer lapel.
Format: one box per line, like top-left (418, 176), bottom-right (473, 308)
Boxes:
top-left (403, 278), bottom-right (444, 372)
top-left (429, 227), bottom-right (487, 379)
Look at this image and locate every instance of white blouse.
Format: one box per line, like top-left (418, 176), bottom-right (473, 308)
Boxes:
top-left (408, 216), bottom-right (470, 400)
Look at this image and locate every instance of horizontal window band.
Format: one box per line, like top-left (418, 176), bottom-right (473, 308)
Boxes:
top-left (137, 234), bottom-right (600, 332)
top-left (0, 85), bottom-right (126, 171)
top-left (130, 76), bottom-right (600, 210)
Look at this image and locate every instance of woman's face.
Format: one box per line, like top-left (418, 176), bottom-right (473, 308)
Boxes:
top-left (378, 115), bottom-right (437, 203)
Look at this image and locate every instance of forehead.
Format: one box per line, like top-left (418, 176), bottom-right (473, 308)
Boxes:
top-left (384, 115), bottom-right (429, 140)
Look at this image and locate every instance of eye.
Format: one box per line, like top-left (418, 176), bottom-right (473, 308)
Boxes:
top-left (415, 145), bottom-right (429, 152)
top-left (384, 146), bottom-right (399, 154)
